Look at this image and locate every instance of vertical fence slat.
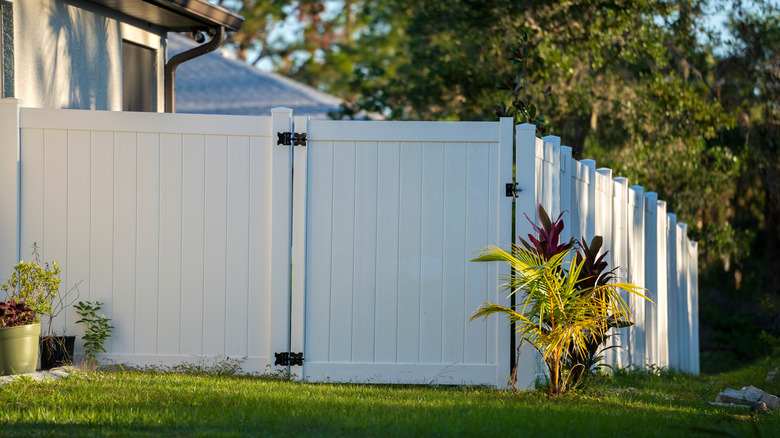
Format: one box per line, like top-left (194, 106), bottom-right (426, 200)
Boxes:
top-left (396, 141), bottom-right (423, 364)
top-left (42, 130), bottom-right (68, 334)
top-left (628, 185), bottom-right (645, 368)
top-left (515, 124), bottom-right (537, 389)
top-left (420, 142), bottom-right (445, 364)
top-left (676, 222), bottom-right (690, 372)
top-left (135, 133), bottom-right (160, 355)
top-left (352, 141), bottom-right (379, 363)
top-left (180, 134), bottom-right (206, 356)
top-left (225, 136), bottom-right (251, 357)
top-left (269, 108), bottom-right (293, 371)
top-left (612, 177), bottom-right (630, 367)
top-left (112, 132), bottom-right (138, 355)
top-left (464, 142), bottom-right (490, 366)
top-left (64, 131), bottom-right (90, 334)
top-left (643, 192), bottom-right (659, 368)
top-left (666, 213), bottom-right (679, 370)
top-left (689, 241), bottom-right (700, 374)
top-left (496, 117), bottom-right (514, 387)
top-left (248, 132), bottom-right (274, 365)
top-left (203, 135), bottom-right (228, 356)
top-left (373, 142), bottom-right (400, 364)
top-left (655, 201), bottom-right (669, 368)
top-left (442, 143), bottom-right (467, 366)
top-left (595, 168), bottom-right (615, 366)
top-left (158, 133), bottom-right (183, 356)
top-left (329, 141), bottom-right (357, 363)
top-left (304, 137), bottom-right (334, 366)
top-left (89, 131), bottom-right (115, 354)
top-left (559, 146), bottom-right (573, 243)
top-left (291, 115), bottom-right (309, 365)
top-left (580, 160), bottom-right (597, 244)
top-left (541, 136), bottom-right (561, 219)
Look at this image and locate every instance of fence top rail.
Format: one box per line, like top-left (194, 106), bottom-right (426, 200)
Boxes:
top-left (307, 120), bottom-right (502, 142)
top-left (19, 107), bottom-right (272, 137)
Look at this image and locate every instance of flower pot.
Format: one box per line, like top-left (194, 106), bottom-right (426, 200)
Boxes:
top-left (40, 335), bottom-right (75, 370)
top-left (0, 323), bottom-right (41, 376)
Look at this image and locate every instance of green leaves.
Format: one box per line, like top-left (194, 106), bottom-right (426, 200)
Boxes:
top-left (1, 244), bottom-right (62, 323)
top-left (75, 301), bottom-right (114, 362)
top-left (471, 205), bottom-right (647, 395)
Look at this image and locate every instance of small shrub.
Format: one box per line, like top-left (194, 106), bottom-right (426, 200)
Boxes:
top-left (471, 205), bottom-right (647, 395)
top-left (74, 301), bottom-right (114, 362)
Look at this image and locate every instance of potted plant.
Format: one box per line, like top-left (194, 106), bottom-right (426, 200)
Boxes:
top-left (2, 244), bottom-right (80, 370)
top-left (0, 300), bottom-right (40, 375)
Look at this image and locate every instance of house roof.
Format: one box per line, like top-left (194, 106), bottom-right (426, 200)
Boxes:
top-left (169, 33), bottom-right (347, 119)
top-left (84, 0), bottom-right (243, 32)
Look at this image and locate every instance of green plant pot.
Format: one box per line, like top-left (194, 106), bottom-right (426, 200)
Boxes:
top-left (0, 323), bottom-right (42, 376)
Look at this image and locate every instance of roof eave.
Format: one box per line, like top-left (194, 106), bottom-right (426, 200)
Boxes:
top-left (84, 0), bottom-right (244, 32)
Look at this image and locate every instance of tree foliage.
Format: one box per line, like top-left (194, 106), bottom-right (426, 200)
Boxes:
top-left (224, 0), bottom-right (780, 368)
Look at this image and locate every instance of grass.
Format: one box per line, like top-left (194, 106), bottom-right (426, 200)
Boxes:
top-left (0, 358), bottom-right (778, 437)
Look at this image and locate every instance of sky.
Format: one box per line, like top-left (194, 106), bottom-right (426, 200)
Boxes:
top-left (215, 1), bottom-right (778, 72)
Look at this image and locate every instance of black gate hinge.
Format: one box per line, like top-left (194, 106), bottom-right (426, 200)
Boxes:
top-left (506, 182), bottom-right (522, 198)
top-left (277, 132), bottom-right (307, 146)
top-left (274, 352), bottom-right (304, 366)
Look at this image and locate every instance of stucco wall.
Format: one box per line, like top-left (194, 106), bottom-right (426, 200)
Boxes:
top-left (13, 0), bottom-right (166, 111)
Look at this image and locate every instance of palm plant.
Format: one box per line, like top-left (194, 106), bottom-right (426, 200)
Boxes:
top-left (470, 205), bottom-right (647, 395)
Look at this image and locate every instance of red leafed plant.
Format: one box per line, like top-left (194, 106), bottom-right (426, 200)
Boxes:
top-left (518, 206), bottom-right (575, 261)
top-left (0, 300), bottom-right (37, 328)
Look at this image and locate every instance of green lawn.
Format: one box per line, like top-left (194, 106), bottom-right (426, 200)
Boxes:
top-left (0, 359), bottom-right (778, 437)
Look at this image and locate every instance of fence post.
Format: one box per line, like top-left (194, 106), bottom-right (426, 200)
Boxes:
top-left (580, 160), bottom-right (597, 243)
top-left (291, 114), bottom-right (308, 372)
top-left (0, 98), bottom-right (20, 280)
top-left (515, 123), bottom-right (538, 389)
top-left (666, 213), bottom-right (680, 370)
top-left (559, 146), bottom-right (573, 243)
top-left (270, 107), bottom-right (294, 372)
top-left (643, 192), bottom-right (659, 368)
top-left (655, 201), bottom-right (669, 369)
top-left (541, 135), bottom-right (561, 218)
top-left (495, 117), bottom-right (515, 388)
top-left (591, 168), bottom-right (613, 367)
top-left (689, 241), bottom-right (700, 374)
top-left (628, 185), bottom-right (645, 368)
top-left (612, 177), bottom-right (630, 368)
top-left (676, 222), bottom-right (690, 372)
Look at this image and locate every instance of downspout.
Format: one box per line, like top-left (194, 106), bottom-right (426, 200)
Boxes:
top-left (164, 26), bottom-right (225, 113)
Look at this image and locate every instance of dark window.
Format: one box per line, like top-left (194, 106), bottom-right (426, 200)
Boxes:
top-left (122, 40), bottom-right (156, 112)
top-left (0, 0), bottom-right (13, 98)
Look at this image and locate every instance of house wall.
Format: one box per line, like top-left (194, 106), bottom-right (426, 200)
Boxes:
top-left (12, 0), bottom-right (166, 111)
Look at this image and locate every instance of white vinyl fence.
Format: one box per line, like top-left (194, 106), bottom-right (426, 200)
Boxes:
top-left (0, 100), bottom-right (295, 373)
top-left (0, 99), bottom-right (698, 387)
top-left (527, 130), bottom-right (700, 375)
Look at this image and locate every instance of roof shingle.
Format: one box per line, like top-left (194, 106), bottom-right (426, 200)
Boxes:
top-left (170, 33), bottom-right (344, 119)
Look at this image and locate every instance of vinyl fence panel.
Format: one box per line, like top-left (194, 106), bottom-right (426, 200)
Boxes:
top-left (302, 119), bottom-right (514, 386)
top-left (16, 107), bottom-right (287, 372)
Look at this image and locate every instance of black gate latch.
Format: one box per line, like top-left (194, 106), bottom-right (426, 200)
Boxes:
top-left (274, 352), bottom-right (304, 366)
top-left (506, 182), bottom-right (522, 198)
top-left (277, 132), bottom-right (307, 146)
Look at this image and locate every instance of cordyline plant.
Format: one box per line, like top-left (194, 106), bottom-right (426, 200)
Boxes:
top-left (470, 205), bottom-right (648, 395)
